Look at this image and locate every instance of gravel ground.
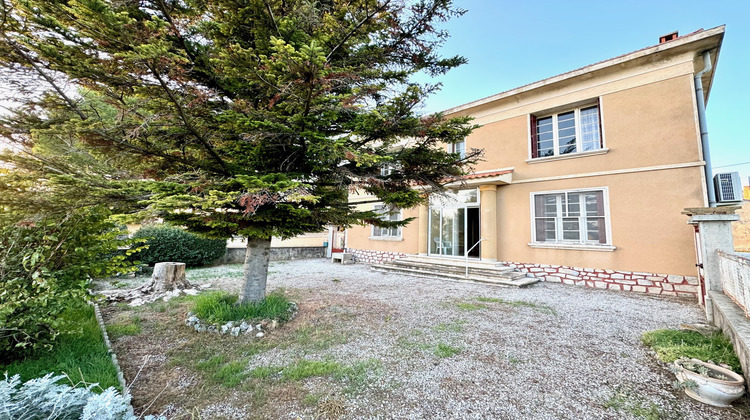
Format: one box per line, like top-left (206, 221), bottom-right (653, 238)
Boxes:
top-left (183, 258), bottom-right (746, 419)
top-left (103, 259), bottom-right (749, 419)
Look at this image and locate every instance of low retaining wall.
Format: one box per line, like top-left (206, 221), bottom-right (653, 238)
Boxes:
top-left (346, 248), bottom-right (407, 264)
top-left (709, 291), bottom-right (750, 386)
top-left (220, 246), bottom-right (325, 264)
top-left (500, 261), bottom-right (700, 298)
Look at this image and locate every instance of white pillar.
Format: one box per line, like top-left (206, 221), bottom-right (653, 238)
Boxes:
top-left (479, 185), bottom-right (498, 262)
top-left (687, 210), bottom-right (740, 323)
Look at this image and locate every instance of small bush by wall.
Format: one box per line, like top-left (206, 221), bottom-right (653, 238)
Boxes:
top-left (132, 225), bottom-right (226, 267)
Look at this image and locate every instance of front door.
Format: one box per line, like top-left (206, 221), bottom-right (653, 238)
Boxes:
top-left (428, 189), bottom-right (480, 258)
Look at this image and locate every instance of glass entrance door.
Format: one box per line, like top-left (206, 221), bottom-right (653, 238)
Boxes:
top-left (428, 189), bottom-right (480, 258)
top-left (430, 208), bottom-right (465, 256)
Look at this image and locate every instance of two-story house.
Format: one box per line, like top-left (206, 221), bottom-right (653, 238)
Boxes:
top-left (343, 26), bottom-right (726, 298)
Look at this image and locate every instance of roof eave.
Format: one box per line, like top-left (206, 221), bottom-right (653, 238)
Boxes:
top-left (442, 25), bottom-right (726, 116)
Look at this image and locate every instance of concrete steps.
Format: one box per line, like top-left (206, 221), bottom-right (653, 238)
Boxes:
top-left (371, 256), bottom-right (538, 288)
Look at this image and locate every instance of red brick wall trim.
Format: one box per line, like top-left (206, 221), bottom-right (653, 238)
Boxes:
top-left (499, 261), bottom-right (700, 299)
top-left (346, 249), bottom-right (407, 264)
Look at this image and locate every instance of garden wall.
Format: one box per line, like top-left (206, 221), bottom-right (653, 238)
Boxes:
top-left (499, 261), bottom-right (700, 298)
top-left (345, 248), bottom-right (407, 264)
top-left (219, 246), bottom-right (325, 264)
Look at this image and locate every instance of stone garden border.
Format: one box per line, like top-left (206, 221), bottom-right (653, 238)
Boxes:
top-left (184, 302), bottom-right (299, 338)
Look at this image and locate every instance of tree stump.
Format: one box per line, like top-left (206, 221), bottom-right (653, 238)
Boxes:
top-left (101, 262), bottom-right (205, 305)
top-left (151, 262), bottom-right (190, 293)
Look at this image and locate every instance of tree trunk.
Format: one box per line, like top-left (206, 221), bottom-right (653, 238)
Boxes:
top-left (239, 236), bottom-right (272, 303)
top-left (151, 262), bottom-right (189, 293)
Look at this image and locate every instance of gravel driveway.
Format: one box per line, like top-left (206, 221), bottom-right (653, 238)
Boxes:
top-left (182, 258), bottom-right (747, 419)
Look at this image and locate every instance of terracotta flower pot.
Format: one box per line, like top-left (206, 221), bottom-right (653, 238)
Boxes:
top-left (673, 358), bottom-right (745, 407)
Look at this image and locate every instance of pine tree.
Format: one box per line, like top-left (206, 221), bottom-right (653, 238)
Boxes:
top-left (0, 0), bottom-right (479, 302)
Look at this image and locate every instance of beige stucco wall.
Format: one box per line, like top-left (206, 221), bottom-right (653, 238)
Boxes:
top-left (495, 166), bottom-right (705, 276)
top-left (345, 204), bottom-right (421, 254)
top-left (346, 41), bottom-right (714, 278)
top-left (465, 73), bottom-right (702, 182)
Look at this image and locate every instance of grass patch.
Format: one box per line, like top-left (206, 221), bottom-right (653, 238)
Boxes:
top-left (105, 317), bottom-right (142, 340)
top-left (333, 359), bottom-right (382, 394)
top-left (192, 291), bottom-right (292, 324)
top-left (195, 355), bottom-right (248, 387)
top-left (303, 392), bottom-right (325, 406)
top-left (603, 386), bottom-right (672, 419)
top-left (434, 343), bottom-right (462, 358)
top-left (282, 359), bottom-right (342, 380)
top-left (475, 296), bottom-right (557, 315)
top-left (475, 297), bottom-right (503, 303)
top-left (292, 325), bottom-right (348, 351)
top-left (0, 303), bottom-right (120, 391)
top-left (250, 359), bottom-right (341, 381)
top-left (249, 358), bottom-right (382, 393)
top-left (641, 329), bottom-right (742, 373)
top-left (433, 319), bottom-right (466, 333)
top-left (455, 302), bottom-right (486, 311)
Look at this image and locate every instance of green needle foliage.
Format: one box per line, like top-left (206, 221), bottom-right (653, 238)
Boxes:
top-left (0, 0), bottom-right (479, 303)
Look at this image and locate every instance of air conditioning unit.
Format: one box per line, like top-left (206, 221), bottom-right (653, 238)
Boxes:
top-left (713, 172), bottom-right (743, 204)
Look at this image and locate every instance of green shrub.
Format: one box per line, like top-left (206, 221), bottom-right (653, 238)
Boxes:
top-left (0, 208), bottom-right (139, 362)
top-left (642, 329), bottom-right (742, 373)
top-left (192, 291), bottom-right (292, 324)
top-left (132, 224), bottom-right (226, 267)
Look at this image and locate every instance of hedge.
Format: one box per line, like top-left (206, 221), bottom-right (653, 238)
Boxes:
top-left (132, 225), bottom-right (226, 267)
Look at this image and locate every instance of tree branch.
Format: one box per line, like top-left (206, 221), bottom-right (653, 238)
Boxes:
top-left (326, 0), bottom-right (391, 62)
top-left (146, 63), bottom-right (229, 175)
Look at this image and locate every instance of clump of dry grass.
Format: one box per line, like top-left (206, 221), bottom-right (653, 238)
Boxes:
top-left (315, 395), bottom-right (346, 419)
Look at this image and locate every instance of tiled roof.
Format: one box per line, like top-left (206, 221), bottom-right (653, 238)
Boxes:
top-left (459, 169), bottom-right (513, 180)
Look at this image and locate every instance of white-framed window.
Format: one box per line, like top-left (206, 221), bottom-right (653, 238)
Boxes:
top-left (449, 140), bottom-right (466, 159)
top-left (531, 188), bottom-right (610, 246)
top-left (531, 104), bottom-right (601, 158)
top-left (371, 204), bottom-right (401, 238)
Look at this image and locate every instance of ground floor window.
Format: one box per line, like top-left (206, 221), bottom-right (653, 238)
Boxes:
top-left (532, 189), bottom-right (608, 245)
top-left (371, 205), bottom-right (401, 238)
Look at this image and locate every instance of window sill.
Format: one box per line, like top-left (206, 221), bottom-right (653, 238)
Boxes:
top-left (526, 148), bottom-right (609, 164)
top-left (528, 242), bottom-right (616, 252)
top-left (369, 236), bottom-right (404, 242)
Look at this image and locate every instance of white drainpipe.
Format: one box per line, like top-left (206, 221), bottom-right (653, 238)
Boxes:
top-left (694, 50), bottom-right (716, 207)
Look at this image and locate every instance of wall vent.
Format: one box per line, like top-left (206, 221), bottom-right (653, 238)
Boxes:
top-left (714, 172), bottom-right (743, 204)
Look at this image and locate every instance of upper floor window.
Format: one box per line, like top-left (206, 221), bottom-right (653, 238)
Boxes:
top-left (372, 205), bottom-right (401, 238)
top-left (531, 103), bottom-right (602, 159)
top-left (449, 140), bottom-right (466, 159)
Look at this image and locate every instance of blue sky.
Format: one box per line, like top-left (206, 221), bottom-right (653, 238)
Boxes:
top-left (416, 0), bottom-right (750, 186)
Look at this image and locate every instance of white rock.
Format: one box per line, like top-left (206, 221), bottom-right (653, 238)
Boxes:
top-left (239, 321), bottom-right (250, 332)
top-left (255, 332), bottom-right (265, 338)
top-left (255, 324), bottom-right (262, 331)
top-left (231, 327), bottom-right (241, 336)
